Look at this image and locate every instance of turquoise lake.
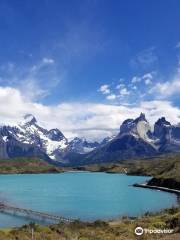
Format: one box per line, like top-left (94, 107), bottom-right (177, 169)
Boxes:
top-left (0, 172), bottom-right (178, 228)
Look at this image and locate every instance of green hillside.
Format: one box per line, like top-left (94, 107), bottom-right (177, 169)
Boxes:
top-left (74, 154), bottom-right (180, 190)
top-left (0, 157), bottom-right (64, 174)
top-left (74, 154), bottom-right (179, 177)
top-left (126, 154), bottom-right (180, 181)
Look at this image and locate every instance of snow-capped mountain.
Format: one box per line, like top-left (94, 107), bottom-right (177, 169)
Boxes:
top-left (0, 114), bottom-right (102, 162)
top-left (0, 124), bottom-right (49, 161)
top-left (81, 113), bottom-right (180, 165)
top-left (153, 117), bottom-right (180, 152)
top-left (17, 114), bottom-right (68, 160)
top-left (68, 137), bottom-right (100, 154)
top-left (0, 114), bottom-right (68, 161)
top-left (100, 135), bottom-right (116, 145)
top-left (119, 113), bottom-right (155, 144)
top-left (0, 113), bottom-right (179, 165)
top-left (154, 117), bottom-right (171, 144)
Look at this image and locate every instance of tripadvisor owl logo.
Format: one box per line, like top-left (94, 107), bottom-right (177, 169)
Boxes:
top-left (134, 226), bottom-right (174, 235)
top-left (135, 226), bottom-right (144, 236)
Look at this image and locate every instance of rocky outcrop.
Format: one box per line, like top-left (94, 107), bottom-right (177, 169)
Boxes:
top-left (147, 177), bottom-right (180, 191)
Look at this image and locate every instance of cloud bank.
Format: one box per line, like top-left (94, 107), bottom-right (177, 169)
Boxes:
top-left (0, 86), bottom-right (179, 141)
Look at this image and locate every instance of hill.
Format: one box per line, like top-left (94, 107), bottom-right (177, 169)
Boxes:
top-left (0, 157), bottom-right (63, 174)
top-left (74, 154), bottom-right (180, 190)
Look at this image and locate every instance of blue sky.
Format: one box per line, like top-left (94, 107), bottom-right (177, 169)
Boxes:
top-left (0, 0), bottom-right (180, 140)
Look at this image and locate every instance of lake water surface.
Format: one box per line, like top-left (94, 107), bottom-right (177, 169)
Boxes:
top-left (0, 172), bottom-right (178, 227)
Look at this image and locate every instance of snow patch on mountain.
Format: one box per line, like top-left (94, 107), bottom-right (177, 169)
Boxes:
top-left (21, 114), bottom-right (37, 125)
top-left (0, 113), bottom-right (179, 164)
top-left (2, 136), bottom-right (8, 142)
top-left (68, 137), bottom-right (100, 154)
top-left (17, 115), bottom-right (68, 158)
top-left (136, 121), bottom-right (153, 143)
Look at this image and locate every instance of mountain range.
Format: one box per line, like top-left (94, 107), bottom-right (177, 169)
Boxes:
top-left (0, 113), bottom-right (179, 166)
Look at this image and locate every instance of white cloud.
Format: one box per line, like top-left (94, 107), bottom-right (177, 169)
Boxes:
top-left (131, 85), bottom-right (137, 90)
top-left (130, 47), bottom-right (158, 69)
top-left (100, 72), bottom-right (155, 103)
top-left (142, 73), bottom-right (153, 80)
top-left (142, 72), bottom-right (153, 85)
top-left (99, 84), bottom-right (110, 94)
top-left (0, 58), bottom-right (61, 101)
top-left (131, 76), bottom-right (141, 83)
top-left (119, 87), bottom-right (130, 96)
top-left (106, 94), bottom-right (116, 100)
top-left (149, 78), bottom-right (180, 98)
top-left (144, 78), bottom-right (152, 85)
top-left (116, 83), bottom-right (125, 89)
top-left (20, 79), bottom-right (50, 100)
top-left (42, 58), bottom-right (55, 64)
top-left (0, 87), bottom-right (179, 141)
top-left (131, 72), bottom-right (153, 85)
top-left (139, 100), bottom-right (180, 124)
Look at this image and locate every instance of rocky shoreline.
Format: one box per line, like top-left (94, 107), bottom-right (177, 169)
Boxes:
top-left (133, 182), bottom-right (180, 196)
top-left (147, 177), bottom-right (180, 191)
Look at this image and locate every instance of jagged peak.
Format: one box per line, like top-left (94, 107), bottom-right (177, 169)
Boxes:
top-left (134, 112), bottom-right (147, 123)
top-left (121, 118), bottom-right (134, 125)
top-left (155, 117), bottom-right (171, 126)
top-left (119, 113), bottom-right (150, 138)
top-left (71, 137), bottom-right (86, 143)
top-left (48, 128), bottom-right (66, 141)
top-left (22, 114), bottom-right (37, 125)
top-left (49, 128), bottom-right (62, 135)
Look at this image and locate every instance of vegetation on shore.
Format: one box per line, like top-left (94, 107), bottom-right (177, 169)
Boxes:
top-left (0, 157), bottom-right (64, 174)
top-left (73, 154), bottom-right (179, 177)
top-left (0, 154), bottom-right (179, 190)
top-left (0, 206), bottom-right (179, 240)
top-left (74, 153), bottom-right (180, 190)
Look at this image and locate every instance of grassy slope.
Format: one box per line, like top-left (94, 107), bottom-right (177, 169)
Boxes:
top-left (75, 154), bottom-right (180, 189)
top-left (0, 207), bottom-right (179, 240)
top-left (0, 157), bottom-right (64, 174)
top-left (76, 154), bottom-right (179, 177)
top-left (126, 154), bottom-right (180, 181)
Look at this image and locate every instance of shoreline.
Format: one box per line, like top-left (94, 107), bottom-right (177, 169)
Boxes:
top-left (1, 170), bottom-right (179, 197)
top-left (0, 208), bottom-right (179, 240)
top-left (133, 182), bottom-right (180, 196)
top-left (0, 171), bottom-right (179, 228)
top-left (1, 169), bottom-right (179, 195)
top-left (0, 186), bottom-right (179, 231)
